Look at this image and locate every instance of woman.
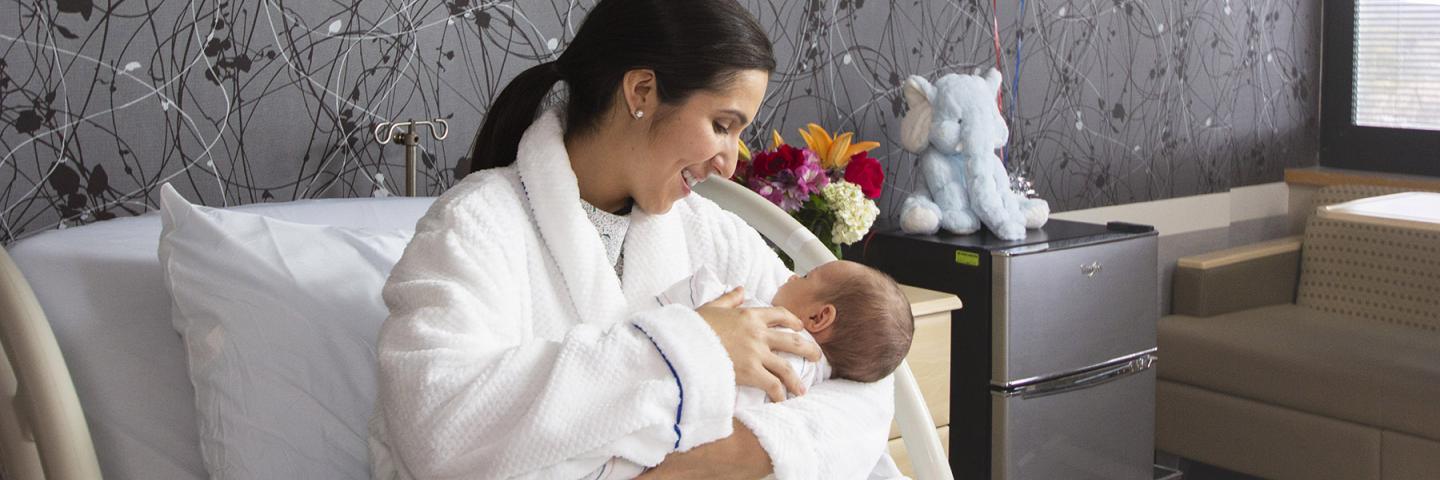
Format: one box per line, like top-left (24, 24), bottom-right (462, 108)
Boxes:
top-left (370, 1), bottom-right (894, 478)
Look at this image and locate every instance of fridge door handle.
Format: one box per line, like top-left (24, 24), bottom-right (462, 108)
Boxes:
top-left (1001, 353), bottom-right (1156, 399)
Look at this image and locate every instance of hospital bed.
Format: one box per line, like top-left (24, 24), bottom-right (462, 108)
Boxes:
top-left (0, 179), bottom-right (952, 480)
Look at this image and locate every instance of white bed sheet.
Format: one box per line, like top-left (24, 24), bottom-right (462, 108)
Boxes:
top-left (7, 196), bottom-right (436, 480)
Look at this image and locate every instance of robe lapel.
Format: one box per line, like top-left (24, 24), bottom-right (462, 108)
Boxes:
top-left (514, 110), bottom-right (628, 326)
top-left (620, 206), bottom-right (692, 316)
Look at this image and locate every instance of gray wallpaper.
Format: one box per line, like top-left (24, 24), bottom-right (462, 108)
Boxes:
top-left (0, 0), bottom-right (1320, 244)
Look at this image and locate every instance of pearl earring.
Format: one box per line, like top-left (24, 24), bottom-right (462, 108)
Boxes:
top-left (634, 110), bottom-right (645, 119)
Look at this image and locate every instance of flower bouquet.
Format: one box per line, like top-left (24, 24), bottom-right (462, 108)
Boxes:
top-left (734, 124), bottom-right (885, 263)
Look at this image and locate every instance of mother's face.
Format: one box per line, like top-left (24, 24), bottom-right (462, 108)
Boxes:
top-left (628, 70), bottom-right (768, 215)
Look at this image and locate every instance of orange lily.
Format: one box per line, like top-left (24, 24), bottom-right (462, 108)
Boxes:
top-left (795, 124), bottom-right (881, 169)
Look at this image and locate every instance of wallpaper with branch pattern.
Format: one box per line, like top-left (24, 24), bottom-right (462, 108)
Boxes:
top-left (0, 0), bottom-right (1319, 244)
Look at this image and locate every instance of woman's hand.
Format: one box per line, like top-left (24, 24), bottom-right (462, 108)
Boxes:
top-left (696, 287), bottom-right (822, 402)
top-left (636, 419), bottom-right (771, 479)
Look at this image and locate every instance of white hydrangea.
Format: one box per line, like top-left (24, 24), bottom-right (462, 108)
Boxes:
top-left (821, 181), bottom-right (879, 245)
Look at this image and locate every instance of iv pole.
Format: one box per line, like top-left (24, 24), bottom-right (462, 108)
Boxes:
top-left (374, 118), bottom-right (449, 196)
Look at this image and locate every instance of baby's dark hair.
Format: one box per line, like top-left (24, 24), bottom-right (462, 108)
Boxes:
top-left (818, 265), bottom-right (915, 383)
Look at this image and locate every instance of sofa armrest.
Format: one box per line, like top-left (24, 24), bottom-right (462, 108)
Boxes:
top-left (1172, 236), bottom-right (1303, 317)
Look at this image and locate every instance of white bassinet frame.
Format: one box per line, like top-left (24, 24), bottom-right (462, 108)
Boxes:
top-left (1, 246), bottom-right (102, 480)
top-left (694, 178), bottom-right (954, 480)
top-left (0, 179), bottom-right (953, 480)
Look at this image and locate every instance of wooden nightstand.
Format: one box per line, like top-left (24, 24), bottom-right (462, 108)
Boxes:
top-left (888, 285), bottom-right (962, 477)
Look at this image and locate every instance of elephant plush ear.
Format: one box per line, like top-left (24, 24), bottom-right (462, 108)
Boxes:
top-left (984, 68), bottom-right (1004, 96)
top-left (900, 75), bottom-right (934, 153)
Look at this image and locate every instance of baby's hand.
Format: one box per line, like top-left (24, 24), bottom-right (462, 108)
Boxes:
top-left (697, 287), bottom-right (822, 402)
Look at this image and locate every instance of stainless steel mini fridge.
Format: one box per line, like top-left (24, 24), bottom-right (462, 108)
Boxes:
top-left (859, 219), bottom-right (1159, 480)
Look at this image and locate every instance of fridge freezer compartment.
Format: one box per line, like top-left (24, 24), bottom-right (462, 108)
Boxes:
top-left (991, 356), bottom-right (1156, 480)
top-left (993, 234), bottom-right (1158, 385)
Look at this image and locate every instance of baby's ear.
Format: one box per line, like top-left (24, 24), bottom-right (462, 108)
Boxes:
top-left (806, 304), bottom-right (838, 333)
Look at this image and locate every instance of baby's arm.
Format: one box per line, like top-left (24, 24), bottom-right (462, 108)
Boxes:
top-left (782, 331), bottom-right (830, 396)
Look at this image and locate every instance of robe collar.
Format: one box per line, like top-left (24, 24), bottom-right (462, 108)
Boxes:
top-left (513, 110), bottom-right (692, 325)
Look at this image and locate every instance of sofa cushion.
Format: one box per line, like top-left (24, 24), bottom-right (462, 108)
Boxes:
top-left (1159, 304), bottom-right (1440, 441)
top-left (1297, 214), bottom-right (1440, 331)
top-left (1307, 185), bottom-right (1419, 213)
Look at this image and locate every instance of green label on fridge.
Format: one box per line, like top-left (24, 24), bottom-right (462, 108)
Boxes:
top-left (954, 250), bottom-right (980, 267)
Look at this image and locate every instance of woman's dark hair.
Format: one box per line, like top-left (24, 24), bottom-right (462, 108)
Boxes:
top-left (465, 0), bottom-right (776, 174)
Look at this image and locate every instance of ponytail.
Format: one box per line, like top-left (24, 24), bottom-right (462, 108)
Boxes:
top-left (466, 61), bottom-right (564, 173)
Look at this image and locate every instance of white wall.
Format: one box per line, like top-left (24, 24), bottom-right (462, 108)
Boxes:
top-left (1052, 182), bottom-right (1297, 314)
top-left (1052, 182), bottom-right (1293, 236)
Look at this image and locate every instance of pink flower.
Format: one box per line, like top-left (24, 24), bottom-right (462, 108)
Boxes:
top-left (745, 145), bottom-right (829, 213)
top-left (793, 157), bottom-right (829, 196)
top-left (745, 177), bottom-right (801, 212)
top-left (752, 180), bottom-right (783, 206)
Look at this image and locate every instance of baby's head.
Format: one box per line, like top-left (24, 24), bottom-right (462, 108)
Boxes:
top-left (771, 260), bottom-right (915, 383)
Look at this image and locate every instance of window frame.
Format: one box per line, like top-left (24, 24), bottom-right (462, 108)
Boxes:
top-left (1321, 0), bottom-right (1440, 177)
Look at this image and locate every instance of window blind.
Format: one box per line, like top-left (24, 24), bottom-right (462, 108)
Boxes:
top-left (1354, 0), bottom-right (1440, 131)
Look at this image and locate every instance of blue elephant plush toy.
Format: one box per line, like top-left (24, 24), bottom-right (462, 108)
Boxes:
top-left (898, 69), bottom-right (1049, 240)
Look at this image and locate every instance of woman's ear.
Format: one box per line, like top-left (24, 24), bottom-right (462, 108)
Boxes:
top-left (622, 69), bottom-right (658, 116)
top-left (805, 304), bottom-right (838, 334)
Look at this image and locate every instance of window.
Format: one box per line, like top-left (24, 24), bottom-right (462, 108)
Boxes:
top-left (1322, 0), bottom-right (1440, 176)
top-left (1354, 0), bottom-right (1440, 130)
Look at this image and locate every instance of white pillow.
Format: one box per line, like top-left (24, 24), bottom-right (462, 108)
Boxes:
top-left (156, 183), bottom-right (413, 479)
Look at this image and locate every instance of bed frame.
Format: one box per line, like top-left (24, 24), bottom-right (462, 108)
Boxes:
top-left (0, 178), bottom-right (953, 480)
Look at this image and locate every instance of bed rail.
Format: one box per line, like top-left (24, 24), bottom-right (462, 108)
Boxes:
top-left (694, 178), bottom-right (954, 480)
top-left (0, 247), bottom-right (101, 480)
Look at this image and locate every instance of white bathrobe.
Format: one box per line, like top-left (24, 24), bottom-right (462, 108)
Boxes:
top-left (369, 110), bottom-right (895, 480)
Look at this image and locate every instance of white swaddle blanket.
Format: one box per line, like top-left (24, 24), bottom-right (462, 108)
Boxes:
top-left (588, 266), bottom-right (831, 480)
top-left (656, 266), bottom-right (834, 407)
top-left (589, 267), bottom-right (905, 480)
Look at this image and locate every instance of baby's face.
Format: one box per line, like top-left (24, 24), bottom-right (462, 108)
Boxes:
top-left (772, 260), bottom-right (866, 327)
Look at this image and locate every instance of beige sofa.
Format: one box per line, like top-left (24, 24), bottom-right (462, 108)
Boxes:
top-left (1157, 185), bottom-right (1440, 480)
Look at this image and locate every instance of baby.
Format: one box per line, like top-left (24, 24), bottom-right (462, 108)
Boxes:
top-left (665, 260), bottom-right (918, 388)
top-left (589, 260), bottom-right (915, 479)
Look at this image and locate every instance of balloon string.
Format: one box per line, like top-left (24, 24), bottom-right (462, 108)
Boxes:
top-left (990, 0), bottom-right (1004, 115)
top-left (1005, 0), bottom-right (1029, 169)
top-left (991, 0), bottom-right (1007, 168)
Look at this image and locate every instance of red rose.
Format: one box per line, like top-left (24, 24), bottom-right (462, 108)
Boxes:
top-left (734, 158), bottom-right (751, 181)
top-left (778, 144), bottom-right (809, 172)
top-left (843, 151), bottom-right (884, 198)
top-left (749, 148), bottom-right (782, 179)
top-left (750, 144), bottom-right (815, 180)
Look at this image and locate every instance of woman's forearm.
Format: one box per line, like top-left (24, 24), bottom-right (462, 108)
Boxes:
top-left (638, 419), bottom-right (773, 479)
